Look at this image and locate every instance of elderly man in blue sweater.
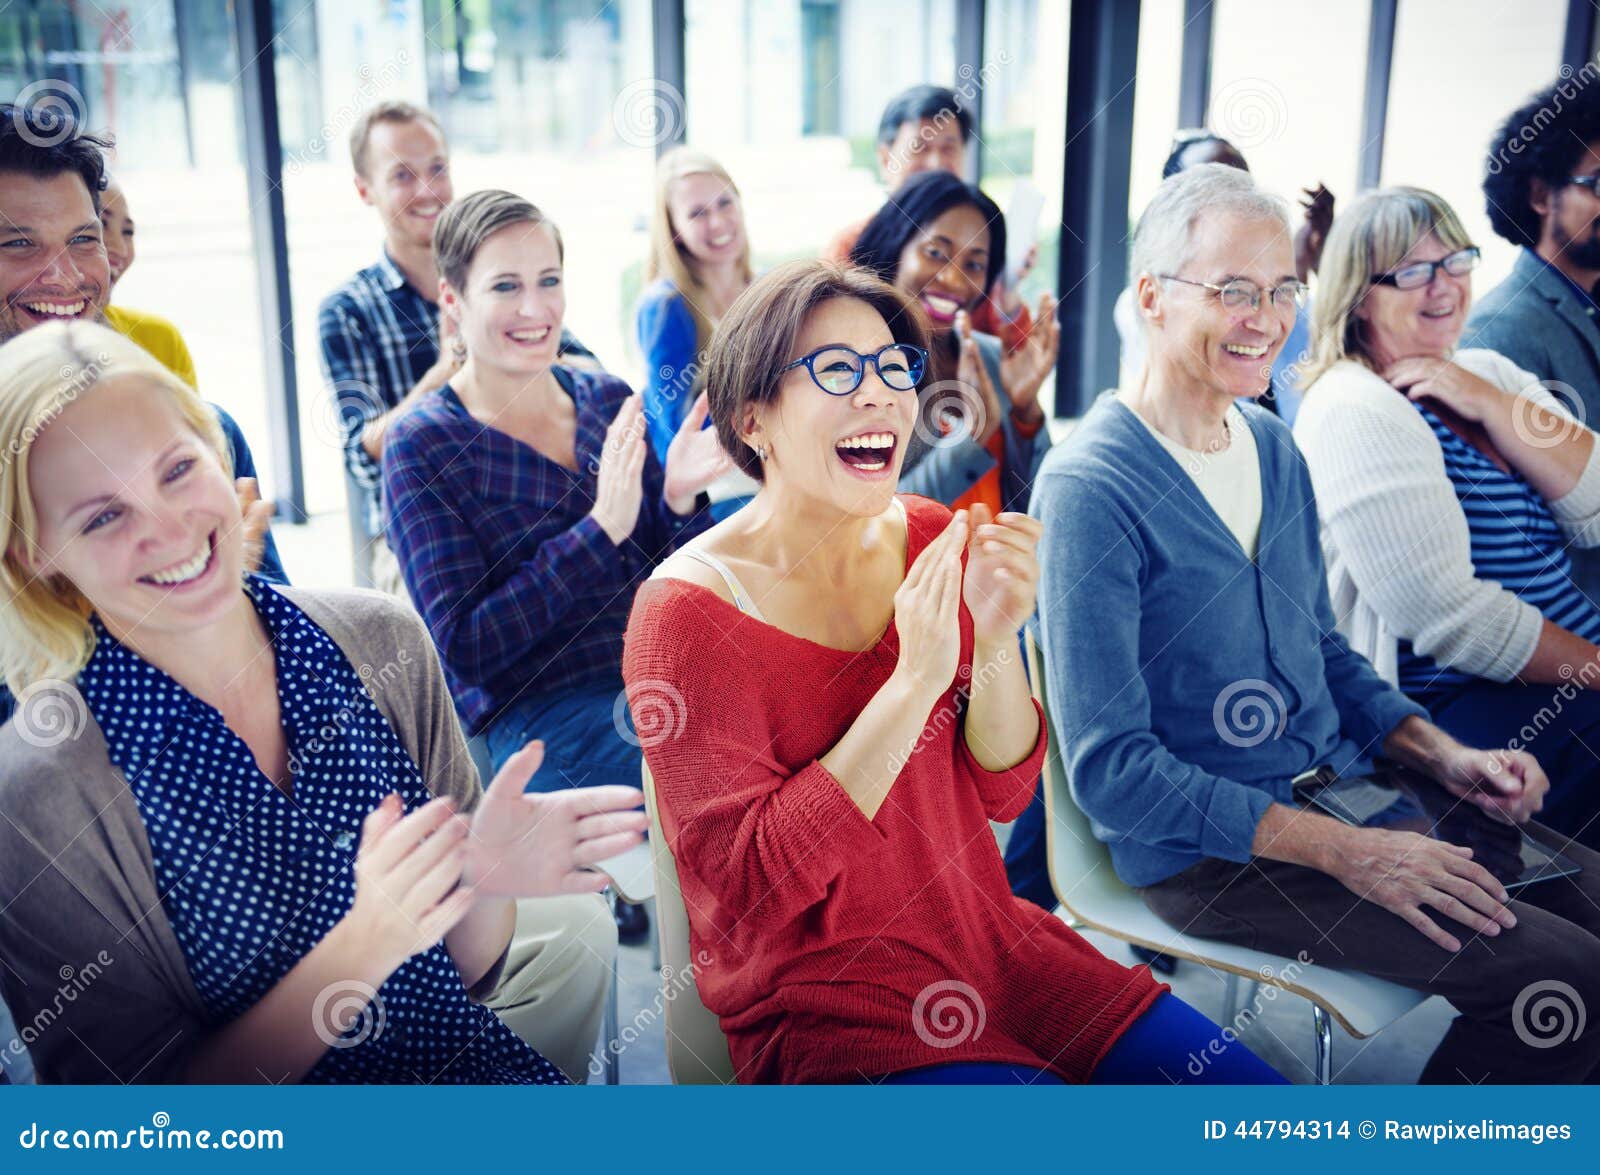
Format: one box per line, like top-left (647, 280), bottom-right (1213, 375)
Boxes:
top-left (1033, 163), bottom-right (1600, 1084)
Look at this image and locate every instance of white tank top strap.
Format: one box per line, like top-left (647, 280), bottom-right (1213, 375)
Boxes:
top-left (676, 547), bottom-right (767, 621)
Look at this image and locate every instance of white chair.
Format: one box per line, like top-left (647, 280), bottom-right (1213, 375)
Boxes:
top-left (1025, 630), bottom-right (1430, 1084)
top-left (640, 763), bottom-right (737, 1084)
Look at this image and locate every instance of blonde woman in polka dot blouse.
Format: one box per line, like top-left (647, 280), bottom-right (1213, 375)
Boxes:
top-left (0, 321), bottom-right (647, 1084)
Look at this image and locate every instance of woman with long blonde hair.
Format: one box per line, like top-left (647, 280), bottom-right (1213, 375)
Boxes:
top-left (635, 147), bottom-right (757, 515)
top-left (0, 320), bottom-right (646, 1084)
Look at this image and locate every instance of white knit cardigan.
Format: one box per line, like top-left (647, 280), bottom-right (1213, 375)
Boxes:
top-left (1294, 349), bottom-right (1600, 686)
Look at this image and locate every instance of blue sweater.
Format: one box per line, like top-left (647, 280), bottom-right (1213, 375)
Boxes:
top-left (1030, 394), bottom-right (1425, 886)
top-left (634, 278), bottom-right (700, 465)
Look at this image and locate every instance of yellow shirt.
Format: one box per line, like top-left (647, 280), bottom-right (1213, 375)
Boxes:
top-left (103, 303), bottom-right (198, 388)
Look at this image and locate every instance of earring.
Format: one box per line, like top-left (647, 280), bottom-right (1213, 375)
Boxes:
top-left (450, 337), bottom-right (467, 364)
top-left (756, 443), bottom-right (768, 462)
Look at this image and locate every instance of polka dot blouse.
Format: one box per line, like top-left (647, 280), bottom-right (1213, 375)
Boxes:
top-left (77, 576), bottom-right (568, 1084)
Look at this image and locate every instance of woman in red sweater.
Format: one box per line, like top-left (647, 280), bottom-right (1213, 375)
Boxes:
top-left (623, 261), bottom-right (1286, 1084)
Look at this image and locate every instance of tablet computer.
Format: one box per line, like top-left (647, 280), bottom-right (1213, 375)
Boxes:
top-left (1293, 768), bottom-right (1580, 892)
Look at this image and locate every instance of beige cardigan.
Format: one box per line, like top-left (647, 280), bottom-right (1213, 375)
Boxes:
top-left (0, 584), bottom-right (498, 1084)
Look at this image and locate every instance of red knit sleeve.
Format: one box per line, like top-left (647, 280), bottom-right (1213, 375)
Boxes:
top-left (957, 698), bottom-right (1047, 823)
top-left (624, 581), bottom-right (888, 933)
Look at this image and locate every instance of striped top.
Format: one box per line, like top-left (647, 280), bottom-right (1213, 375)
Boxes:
top-left (1295, 350), bottom-right (1600, 698)
top-left (1397, 401), bottom-right (1600, 704)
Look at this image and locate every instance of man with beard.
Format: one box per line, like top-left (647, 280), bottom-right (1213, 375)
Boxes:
top-left (0, 103), bottom-right (281, 725)
top-left (1467, 78), bottom-right (1600, 599)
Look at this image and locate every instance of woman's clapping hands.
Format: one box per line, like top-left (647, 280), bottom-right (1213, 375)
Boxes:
top-left (893, 503), bottom-right (1045, 700)
top-left (962, 503), bottom-right (1043, 647)
top-left (342, 742), bottom-right (648, 971)
top-left (463, 740), bottom-right (649, 897)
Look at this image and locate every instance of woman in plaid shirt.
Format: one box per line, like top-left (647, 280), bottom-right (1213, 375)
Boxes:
top-left (382, 193), bottom-right (728, 941)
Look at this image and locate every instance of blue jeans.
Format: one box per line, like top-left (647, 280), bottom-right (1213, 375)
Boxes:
top-left (1425, 678), bottom-right (1600, 849)
top-left (1003, 783), bottom-right (1054, 910)
top-left (484, 686), bottom-right (643, 792)
top-left (875, 994), bottom-right (1286, 1084)
top-left (1005, 626), bottom-right (1053, 910)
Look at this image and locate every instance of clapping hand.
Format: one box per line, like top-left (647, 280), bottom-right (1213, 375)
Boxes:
top-left (235, 477), bottom-right (274, 574)
top-left (663, 391), bottom-right (733, 512)
top-left (961, 503), bottom-right (1042, 647)
top-left (997, 293), bottom-right (1060, 424)
top-left (464, 741), bottom-right (649, 897)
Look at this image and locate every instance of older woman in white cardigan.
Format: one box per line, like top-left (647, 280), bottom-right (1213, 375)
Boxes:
top-left (1296, 186), bottom-right (1600, 847)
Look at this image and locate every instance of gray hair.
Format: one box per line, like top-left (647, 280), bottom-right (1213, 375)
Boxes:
top-left (1129, 163), bottom-right (1291, 285)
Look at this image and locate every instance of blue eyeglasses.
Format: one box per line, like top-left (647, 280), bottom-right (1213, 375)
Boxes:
top-left (777, 343), bottom-right (928, 396)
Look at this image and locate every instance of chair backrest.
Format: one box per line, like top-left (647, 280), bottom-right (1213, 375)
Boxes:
top-left (640, 763), bottom-right (736, 1084)
top-left (1024, 628), bottom-right (1142, 924)
top-left (343, 469), bottom-right (376, 589)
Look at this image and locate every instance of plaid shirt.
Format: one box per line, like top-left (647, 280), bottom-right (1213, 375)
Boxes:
top-left (318, 249), bottom-right (594, 535)
top-left (382, 367), bottom-right (711, 735)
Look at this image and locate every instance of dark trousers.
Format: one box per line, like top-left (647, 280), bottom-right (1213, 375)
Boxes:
top-left (1003, 781), bottom-right (1055, 910)
top-left (1426, 678), bottom-right (1600, 850)
top-left (1140, 826), bottom-right (1600, 1084)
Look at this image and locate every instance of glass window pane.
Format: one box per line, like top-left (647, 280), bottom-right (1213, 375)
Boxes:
top-left (980, 0), bottom-right (1067, 308)
top-left (281, 0), bottom-right (658, 520)
top-left (1208, 0), bottom-right (1367, 226)
top-left (1128, 0), bottom-right (1183, 231)
top-left (684, 0), bottom-right (957, 265)
top-left (1383, 0), bottom-right (1566, 291)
